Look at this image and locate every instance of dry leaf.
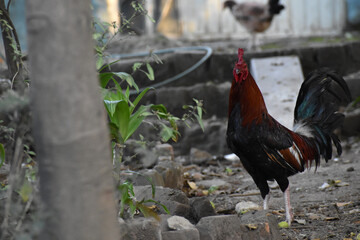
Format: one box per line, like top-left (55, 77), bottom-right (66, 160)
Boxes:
top-left (336, 201), bottom-right (352, 207)
top-left (187, 181), bottom-right (198, 190)
top-left (325, 216), bottom-right (339, 221)
top-left (245, 224), bottom-right (258, 230)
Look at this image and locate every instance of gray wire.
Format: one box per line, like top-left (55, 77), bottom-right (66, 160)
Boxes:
top-left (109, 46), bottom-right (213, 94)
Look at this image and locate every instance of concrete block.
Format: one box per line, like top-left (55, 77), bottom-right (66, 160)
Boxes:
top-left (120, 217), bottom-right (161, 240)
top-left (162, 229), bottom-right (200, 240)
top-left (196, 214), bottom-right (281, 240)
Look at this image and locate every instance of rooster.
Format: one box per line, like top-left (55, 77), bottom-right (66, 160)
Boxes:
top-left (226, 49), bottom-right (351, 224)
top-left (223, 0), bottom-right (284, 50)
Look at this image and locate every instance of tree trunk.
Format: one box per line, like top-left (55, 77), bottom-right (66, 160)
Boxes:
top-left (26, 1), bottom-right (120, 240)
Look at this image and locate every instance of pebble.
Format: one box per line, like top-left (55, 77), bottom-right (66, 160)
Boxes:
top-left (347, 166), bottom-right (355, 172)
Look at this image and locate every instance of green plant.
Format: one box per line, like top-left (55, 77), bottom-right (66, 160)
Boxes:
top-left (118, 179), bottom-right (169, 220)
top-left (93, 2), bottom-right (205, 221)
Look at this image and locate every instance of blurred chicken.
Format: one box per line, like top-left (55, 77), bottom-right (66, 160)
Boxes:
top-left (223, 0), bottom-right (285, 50)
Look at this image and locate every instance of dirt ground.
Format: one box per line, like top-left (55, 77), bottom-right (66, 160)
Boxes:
top-left (182, 135), bottom-right (360, 240)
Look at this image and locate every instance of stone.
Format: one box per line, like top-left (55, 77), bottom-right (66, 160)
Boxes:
top-left (120, 217), bottom-right (162, 240)
top-left (189, 197), bottom-right (217, 223)
top-left (134, 186), bottom-right (191, 218)
top-left (155, 143), bottom-right (175, 161)
top-left (235, 201), bottom-right (262, 214)
top-left (196, 215), bottom-right (244, 240)
top-left (167, 215), bottom-right (196, 230)
top-left (162, 229), bottom-right (200, 240)
top-left (190, 148), bottom-right (213, 165)
top-left (127, 169), bottom-right (165, 187)
top-left (154, 160), bottom-right (184, 189)
top-left (123, 139), bottom-right (158, 169)
top-left (196, 214), bottom-right (281, 240)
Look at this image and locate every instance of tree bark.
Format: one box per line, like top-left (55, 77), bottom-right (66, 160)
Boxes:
top-left (26, 1), bottom-right (120, 240)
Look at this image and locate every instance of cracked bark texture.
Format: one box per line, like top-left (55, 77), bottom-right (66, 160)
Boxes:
top-left (26, 1), bottom-right (120, 239)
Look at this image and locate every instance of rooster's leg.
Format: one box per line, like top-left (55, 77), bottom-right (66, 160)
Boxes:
top-left (263, 193), bottom-right (270, 210)
top-left (284, 185), bottom-right (294, 225)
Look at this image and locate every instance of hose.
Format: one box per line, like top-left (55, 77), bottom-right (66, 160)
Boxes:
top-left (109, 46), bottom-right (213, 94)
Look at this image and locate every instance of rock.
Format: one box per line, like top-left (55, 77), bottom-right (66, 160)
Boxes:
top-left (190, 148), bottom-right (213, 165)
top-left (235, 201), bottom-right (262, 214)
top-left (155, 160), bottom-right (184, 189)
top-left (189, 197), bottom-right (217, 223)
top-left (162, 229), bottom-right (200, 240)
top-left (196, 214), bottom-right (282, 240)
top-left (196, 215), bottom-right (244, 240)
top-left (209, 195), bottom-right (238, 214)
top-left (126, 169), bottom-right (165, 187)
top-left (120, 217), bottom-right (162, 240)
top-left (196, 179), bottom-right (231, 190)
top-left (123, 140), bottom-right (158, 169)
top-left (347, 166), bottom-right (355, 172)
top-left (172, 118), bottom-right (229, 156)
top-left (155, 143), bottom-right (174, 161)
top-left (167, 216), bottom-right (196, 230)
top-left (134, 186), bottom-right (191, 218)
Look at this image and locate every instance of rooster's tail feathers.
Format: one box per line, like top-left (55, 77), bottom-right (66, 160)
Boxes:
top-left (293, 68), bottom-right (351, 161)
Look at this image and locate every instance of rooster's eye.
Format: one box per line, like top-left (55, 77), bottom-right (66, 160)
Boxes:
top-left (235, 69), bottom-right (240, 74)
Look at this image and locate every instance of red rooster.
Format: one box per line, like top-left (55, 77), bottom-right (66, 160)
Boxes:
top-left (223, 0), bottom-right (284, 50)
top-left (226, 49), bottom-right (351, 224)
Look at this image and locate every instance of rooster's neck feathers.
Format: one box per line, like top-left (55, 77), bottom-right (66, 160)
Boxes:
top-left (229, 48), bottom-right (267, 125)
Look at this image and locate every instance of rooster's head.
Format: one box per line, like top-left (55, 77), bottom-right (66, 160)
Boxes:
top-left (233, 48), bottom-right (249, 84)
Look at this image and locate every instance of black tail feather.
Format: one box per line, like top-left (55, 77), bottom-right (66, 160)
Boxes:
top-left (294, 68), bottom-right (351, 162)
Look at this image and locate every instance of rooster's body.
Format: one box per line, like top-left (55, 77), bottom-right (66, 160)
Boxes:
top-left (223, 0), bottom-right (284, 50)
top-left (226, 49), bottom-right (351, 224)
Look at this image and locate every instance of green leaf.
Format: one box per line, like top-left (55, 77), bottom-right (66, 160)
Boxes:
top-left (113, 101), bottom-right (130, 142)
top-left (96, 56), bottom-right (104, 70)
top-left (130, 88), bottom-right (152, 114)
top-left (116, 72), bottom-right (139, 92)
top-left (195, 114), bottom-right (205, 132)
top-left (132, 62), bottom-right (142, 72)
top-left (118, 181), bottom-right (134, 217)
top-left (104, 100), bottom-right (122, 117)
top-left (159, 123), bottom-right (175, 142)
top-left (99, 72), bottom-right (115, 88)
top-left (0, 143), bottom-right (5, 169)
top-left (125, 105), bottom-right (149, 142)
top-left (151, 104), bottom-right (168, 116)
top-left (145, 63), bottom-right (155, 81)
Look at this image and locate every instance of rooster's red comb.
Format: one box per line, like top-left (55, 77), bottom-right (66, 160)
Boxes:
top-left (233, 48), bottom-right (248, 82)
